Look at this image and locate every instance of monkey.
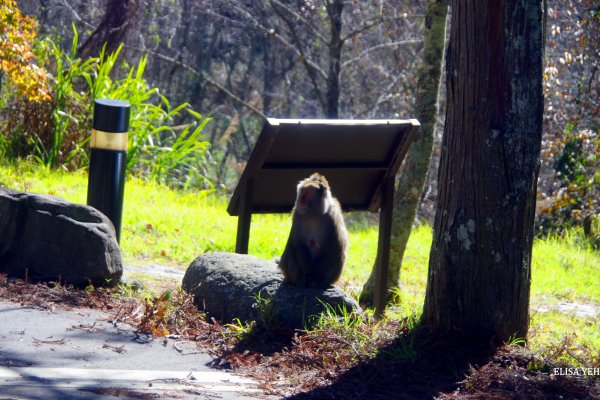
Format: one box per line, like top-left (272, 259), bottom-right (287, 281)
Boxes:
top-left (279, 173), bottom-right (348, 288)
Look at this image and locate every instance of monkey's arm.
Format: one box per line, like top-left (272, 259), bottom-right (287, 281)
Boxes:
top-left (279, 219), bottom-right (312, 285)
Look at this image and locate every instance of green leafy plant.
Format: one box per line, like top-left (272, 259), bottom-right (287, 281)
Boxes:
top-left (0, 24), bottom-right (212, 190)
top-left (224, 318), bottom-right (255, 341)
top-left (311, 301), bottom-right (364, 332)
top-left (144, 113), bottom-right (213, 190)
top-left (506, 333), bottom-right (527, 347)
top-left (42, 27), bottom-right (96, 168)
top-left (251, 290), bottom-right (278, 331)
top-left (527, 354), bottom-right (553, 373)
top-left (381, 334), bottom-right (418, 362)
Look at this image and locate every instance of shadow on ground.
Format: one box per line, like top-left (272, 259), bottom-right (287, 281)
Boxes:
top-left (284, 329), bottom-right (600, 400)
top-left (284, 330), bottom-right (495, 399)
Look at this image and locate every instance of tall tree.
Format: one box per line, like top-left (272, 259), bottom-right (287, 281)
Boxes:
top-left (423, 0), bottom-right (546, 341)
top-left (360, 0), bottom-right (448, 305)
top-left (324, 0), bottom-right (343, 118)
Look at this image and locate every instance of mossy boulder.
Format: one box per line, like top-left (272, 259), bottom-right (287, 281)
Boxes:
top-left (0, 188), bottom-right (122, 287)
top-left (182, 252), bottom-right (361, 329)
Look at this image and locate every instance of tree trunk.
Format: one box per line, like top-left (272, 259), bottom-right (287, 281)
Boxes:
top-left (422, 0), bottom-right (546, 341)
top-left (360, 0), bottom-right (448, 305)
top-left (325, 0), bottom-right (344, 119)
top-left (262, 33), bottom-right (273, 115)
top-left (77, 0), bottom-right (139, 59)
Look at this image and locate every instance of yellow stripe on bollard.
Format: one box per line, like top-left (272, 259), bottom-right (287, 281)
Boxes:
top-left (90, 129), bottom-right (128, 151)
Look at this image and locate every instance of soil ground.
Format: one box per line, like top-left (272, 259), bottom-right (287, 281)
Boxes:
top-left (1, 272), bottom-right (598, 399)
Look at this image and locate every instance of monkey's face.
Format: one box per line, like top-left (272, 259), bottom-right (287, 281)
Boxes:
top-left (296, 184), bottom-right (328, 215)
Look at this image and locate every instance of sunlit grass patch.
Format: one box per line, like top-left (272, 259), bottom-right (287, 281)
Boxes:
top-left (120, 179), bottom-right (236, 264)
top-left (529, 308), bottom-right (600, 368)
top-left (0, 161), bottom-right (88, 203)
top-left (532, 232), bottom-right (600, 302)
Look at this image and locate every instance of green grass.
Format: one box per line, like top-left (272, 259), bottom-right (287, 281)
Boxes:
top-left (532, 232), bottom-right (600, 301)
top-left (529, 232), bottom-right (600, 367)
top-left (1, 161), bottom-right (598, 366)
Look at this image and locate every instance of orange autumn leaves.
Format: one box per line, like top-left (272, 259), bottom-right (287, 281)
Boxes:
top-left (0, 0), bottom-right (51, 101)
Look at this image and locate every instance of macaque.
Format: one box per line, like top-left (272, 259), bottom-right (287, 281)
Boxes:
top-left (279, 173), bottom-right (348, 287)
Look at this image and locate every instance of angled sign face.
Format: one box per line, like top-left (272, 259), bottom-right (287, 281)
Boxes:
top-left (228, 118), bottom-right (420, 215)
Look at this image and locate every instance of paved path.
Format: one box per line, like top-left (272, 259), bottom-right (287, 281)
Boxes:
top-left (0, 301), bottom-right (264, 399)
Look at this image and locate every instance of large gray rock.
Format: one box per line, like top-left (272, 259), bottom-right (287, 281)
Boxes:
top-left (0, 188), bottom-right (122, 287)
top-left (182, 252), bottom-right (362, 329)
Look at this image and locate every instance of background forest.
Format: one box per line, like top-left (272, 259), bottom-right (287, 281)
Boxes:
top-left (1, 0), bottom-right (599, 233)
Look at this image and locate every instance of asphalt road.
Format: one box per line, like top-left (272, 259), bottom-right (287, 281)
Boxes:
top-left (0, 301), bottom-right (264, 399)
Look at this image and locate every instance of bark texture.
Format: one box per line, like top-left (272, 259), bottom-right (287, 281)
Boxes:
top-left (325, 0), bottom-right (343, 118)
top-left (422, 1), bottom-right (546, 341)
top-left (361, 0), bottom-right (448, 305)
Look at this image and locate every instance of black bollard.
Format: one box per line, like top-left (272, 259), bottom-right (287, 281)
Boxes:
top-left (87, 99), bottom-right (130, 243)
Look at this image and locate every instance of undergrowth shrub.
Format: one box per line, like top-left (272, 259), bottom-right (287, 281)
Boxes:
top-left (538, 123), bottom-right (599, 247)
top-left (0, 24), bottom-right (212, 190)
top-left (0, 0), bottom-right (50, 102)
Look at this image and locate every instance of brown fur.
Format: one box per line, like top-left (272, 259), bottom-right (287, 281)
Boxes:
top-left (279, 173), bottom-right (348, 287)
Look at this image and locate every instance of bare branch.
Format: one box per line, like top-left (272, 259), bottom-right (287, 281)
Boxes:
top-left (204, 6), bottom-right (327, 78)
top-left (124, 45), bottom-right (267, 120)
top-left (341, 39), bottom-right (422, 70)
top-left (356, 74), bottom-right (404, 118)
top-left (269, 0), bottom-right (328, 43)
top-left (58, 0), bottom-right (95, 29)
top-left (341, 9), bottom-right (426, 44)
top-left (270, 0), bottom-right (327, 111)
top-left (341, 12), bottom-right (385, 43)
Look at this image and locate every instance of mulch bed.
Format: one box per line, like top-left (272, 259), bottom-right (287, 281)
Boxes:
top-left (1, 273), bottom-right (598, 399)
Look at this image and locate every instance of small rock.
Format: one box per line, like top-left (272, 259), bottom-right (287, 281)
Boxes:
top-left (120, 277), bottom-right (146, 292)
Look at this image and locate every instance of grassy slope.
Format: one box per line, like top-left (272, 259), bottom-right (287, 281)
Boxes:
top-left (1, 162), bottom-right (598, 366)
